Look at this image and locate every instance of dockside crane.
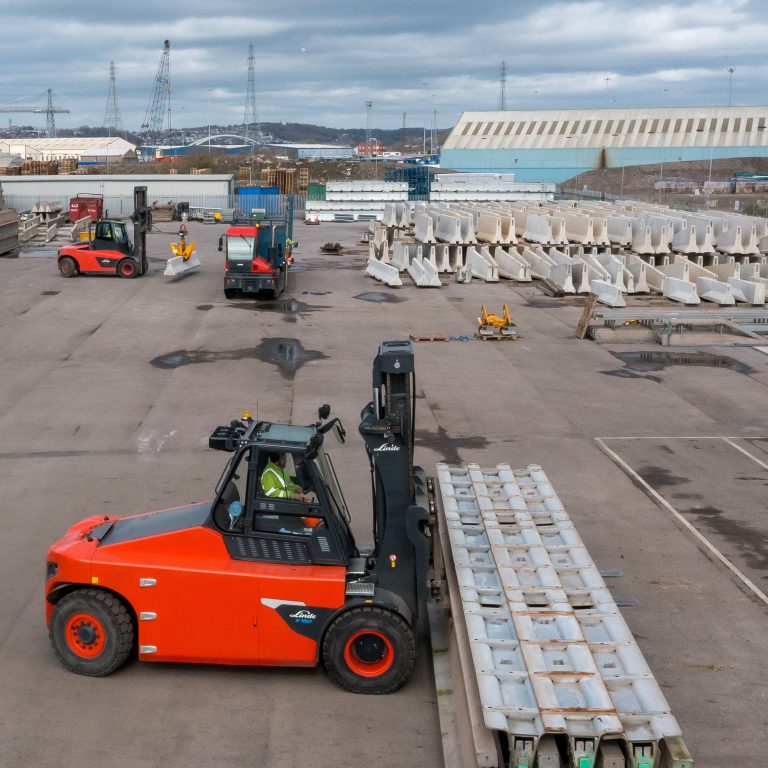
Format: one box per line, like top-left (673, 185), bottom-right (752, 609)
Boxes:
top-left (0, 89), bottom-right (69, 137)
top-left (139, 40), bottom-right (172, 146)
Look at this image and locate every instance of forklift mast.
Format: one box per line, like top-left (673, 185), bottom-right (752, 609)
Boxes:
top-left (130, 186), bottom-right (151, 276)
top-left (359, 340), bottom-right (429, 619)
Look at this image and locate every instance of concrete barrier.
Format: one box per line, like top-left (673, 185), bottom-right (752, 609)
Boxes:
top-left (728, 277), bottom-right (766, 304)
top-left (548, 215), bottom-right (569, 245)
top-left (449, 245), bottom-right (464, 271)
top-left (435, 213), bottom-right (464, 244)
top-left (491, 247), bottom-right (531, 281)
top-left (408, 256), bottom-right (442, 287)
top-left (631, 221), bottom-right (655, 254)
top-left (366, 257), bottom-right (402, 287)
top-left (518, 245), bottom-right (555, 279)
top-left (671, 222), bottom-right (699, 254)
top-left (390, 241), bottom-right (411, 272)
top-left (415, 213), bottom-right (435, 243)
top-left (696, 276), bottom-right (735, 304)
top-left (548, 263), bottom-right (576, 293)
top-left (435, 244), bottom-right (452, 273)
top-left (606, 216), bottom-right (633, 247)
top-left (465, 246), bottom-right (499, 282)
top-left (663, 276), bottom-right (700, 304)
top-left (559, 210), bottom-right (595, 245)
top-left (475, 211), bottom-right (504, 244)
top-left (522, 213), bottom-right (554, 244)
top-left (715, 224), bottom-right (744, 255)
top-left (590, 279), bottom-right (626, 307)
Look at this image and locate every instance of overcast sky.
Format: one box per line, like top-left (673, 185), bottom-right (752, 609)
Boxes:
top-left (1, 0), bottom-right (766, 134)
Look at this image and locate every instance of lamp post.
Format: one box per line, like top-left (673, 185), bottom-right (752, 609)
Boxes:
top-left (206, 88), bottom-right (213, 159)
top-left (727, 67), bottom-right (735, 107)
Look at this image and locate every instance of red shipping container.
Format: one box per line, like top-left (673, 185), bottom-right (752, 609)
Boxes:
top-left (68, 194), bottom-right (103, 222)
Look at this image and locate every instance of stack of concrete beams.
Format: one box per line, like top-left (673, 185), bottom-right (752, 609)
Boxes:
top-left (0, 207), bottom-right (19, 256)
top-left (364, 199), bottom-right (768, 306)
top-left (310, 181), bottom-right (408, 222)
top-left (430, 173), bottom-right (555, 203)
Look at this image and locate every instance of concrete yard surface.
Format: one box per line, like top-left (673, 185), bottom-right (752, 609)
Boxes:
top-left (0, 221), bottom-right (766, 767)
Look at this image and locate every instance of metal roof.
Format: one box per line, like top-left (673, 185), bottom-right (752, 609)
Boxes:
top-left (0, 137), bottom-right (136, 158)
top-left (443, 106), bottom-right (768, 151)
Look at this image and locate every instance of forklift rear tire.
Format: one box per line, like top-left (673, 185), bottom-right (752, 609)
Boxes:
top-left (58, 256), bottom-right (77, 278)
top-left (117, 259), bottom-right (137, 279)
top-left (49, 589), bottom-right (135, 677)
top-left (224, 288), bottom-right (238, 299)
top-left (322, 606), bottom-right (415, 694)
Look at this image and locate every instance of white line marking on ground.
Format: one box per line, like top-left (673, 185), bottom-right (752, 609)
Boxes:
top-left (600, 436), bottom-right (768, 441)
top-left (595, 437), bottom-right (768, 609)
top-left (723, 438), bottom-right (768, 472)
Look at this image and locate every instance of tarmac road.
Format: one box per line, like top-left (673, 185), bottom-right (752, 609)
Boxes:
top-left (0, 219), bottom-right (766, 767)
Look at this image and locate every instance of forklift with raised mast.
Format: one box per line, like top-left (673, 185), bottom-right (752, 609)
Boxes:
top-left (44, 341), bottom-right (431, 693)
top-left (57, 186), bottom-right (151, 279)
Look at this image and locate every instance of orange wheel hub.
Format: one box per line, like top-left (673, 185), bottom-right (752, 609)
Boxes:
top-left (65, 613), bottom-right (106, 658)
top-left (343, 631), bottom-right (393, 677)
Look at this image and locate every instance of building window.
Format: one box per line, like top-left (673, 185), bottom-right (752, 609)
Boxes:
top-left (570, 121), bottom-right (581, 135)
top-left (537, 121), bottom-right (548, 135)
top-left (515, 122), bottom-right (526, 136)
top-left (720, 118), bottom-right (730, 132)
top-left (746, 117), bottom-right (754, 132)
top-left (593, 120), bottom-right (603, 134)
top-left (733, 118), bottom-right (741, 132)
top-left (559, 121), bottom-right (570, 135)
top-left (526, 122), bottom-right (537, 135)
top-left (673, 118), bottom-right (682, 133)
top-left (505, 122), bottom-right (516, 135)
top-left (638, 119), bottom-right (648, 133)
top-left (758, 118), bottom-right (766, 131)
top-left (494, 121), bottom-right (505, 135)
top-left (697, 118), bottom-right (706, 132)
top-left (548, 121), bottom-right (559, 135)
top-left (626, 120), bottom-right (636, 135)
top-left (471, 122), bottom-right (483, 136)
top-left (649, 119), bottom-right (659, 133)
top-left (461, 122), bottom-right (474, 136)
top-left (581, 120), bottom-right (592, 134)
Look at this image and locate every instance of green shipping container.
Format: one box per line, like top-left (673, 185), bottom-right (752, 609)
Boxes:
top-left (306, 183), bottom-right (326, 201)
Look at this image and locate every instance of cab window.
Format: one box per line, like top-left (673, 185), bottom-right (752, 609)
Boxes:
top-left (212, 448), bottom-right (250, 531)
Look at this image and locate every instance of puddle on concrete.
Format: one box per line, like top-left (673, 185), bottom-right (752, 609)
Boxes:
top-left (150, 338), bottom-right (326, 379)
top-left (636, 465), bottom-right (689, 487)
top-left (610, 350), bottom-right (753, 376)
top-left (41, 290), bottom-right (60, 296)
top-left (602, 369), bottom-right (662, 383)
top-left (683, 505), bottom-right (768, 571)
top-left (228, 298), bottom-right (327, 315)
top-left (353, 291), bottom-right (405, 304)
top-left (196, 304), bottom-right (214, 311)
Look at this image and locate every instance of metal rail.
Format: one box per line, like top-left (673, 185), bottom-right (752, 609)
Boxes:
top-left (436, 462), bottom-right (693, 768)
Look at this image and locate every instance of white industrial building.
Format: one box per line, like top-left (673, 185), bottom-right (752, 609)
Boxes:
top-left (0, 137), bottom-right (136, 164)
top-left (0, 174), bottom-right (235, 216)
top-left (441, 106), bottom-right (768, 183)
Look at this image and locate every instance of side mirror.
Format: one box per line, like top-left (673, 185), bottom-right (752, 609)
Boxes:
top-left (318, 404), bottom-right (331, 420)
top-left (333, 421), bottom-right (346, 445)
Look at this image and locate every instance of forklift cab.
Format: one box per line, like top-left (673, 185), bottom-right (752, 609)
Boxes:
top-left (91, 220), bottom-right (131, 255)
top-left (208, 416), bottom-right (356, 567)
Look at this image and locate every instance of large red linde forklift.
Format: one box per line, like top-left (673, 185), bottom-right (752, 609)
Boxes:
top-left (57, 186), bottom-right (151, 279)
top-left (44, 341), bottom-right (431, 693)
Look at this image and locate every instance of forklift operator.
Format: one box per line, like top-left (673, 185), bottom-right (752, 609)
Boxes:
top-left (261, 452), bottom-right (304, 500)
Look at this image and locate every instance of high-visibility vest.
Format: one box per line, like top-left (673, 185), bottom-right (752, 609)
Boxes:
top-left (261, 460), bottom-right (300, 499)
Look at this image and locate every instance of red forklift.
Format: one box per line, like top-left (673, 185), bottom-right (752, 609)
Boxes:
top-left (45, 341), bottom-right (431, 693)
top-left (57, 186), bottom-right (151, 279)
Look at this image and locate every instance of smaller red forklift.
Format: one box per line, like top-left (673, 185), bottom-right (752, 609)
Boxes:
top-left (57, 186), bottom-right (151, 279)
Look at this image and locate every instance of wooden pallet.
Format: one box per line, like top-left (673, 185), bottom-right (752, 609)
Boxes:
top-left (409, 333), bottom-right (448, 342)
top-left (474, 333), bottom-right (518, 341)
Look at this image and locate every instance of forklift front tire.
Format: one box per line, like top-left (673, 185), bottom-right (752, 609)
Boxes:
top-left (224, 288), bottom-right (238, 299)
top-left (322, 606), bottom-right (415, 694)
top-left (49, 589), bottom-right (135, 677)
top-left (117, 259), bottom-right (137, 279)
top-left (58, 257), bottom-right (77, 278)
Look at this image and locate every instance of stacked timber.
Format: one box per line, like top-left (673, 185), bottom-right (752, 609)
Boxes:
top-left (22, 160), bottom-right (59, 175)
top-left (261, 167), bottom-right (296, 194)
